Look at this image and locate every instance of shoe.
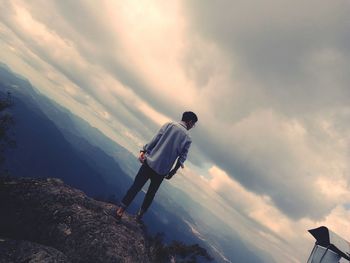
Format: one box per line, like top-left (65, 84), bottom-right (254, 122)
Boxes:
top-left (116, 207), bottom-right (125, 220)
top-left (135, 210), bottom-right (144, 223)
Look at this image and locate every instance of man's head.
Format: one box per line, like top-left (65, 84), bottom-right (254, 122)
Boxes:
top-left (181, 111), bottom-right (198, 130)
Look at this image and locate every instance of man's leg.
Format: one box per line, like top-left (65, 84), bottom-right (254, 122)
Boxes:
top-left (137, 172), bottom-right (164, 219)
top-left (117, 164), bottom-right (149, 218)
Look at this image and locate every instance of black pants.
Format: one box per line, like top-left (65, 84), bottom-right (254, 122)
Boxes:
top-left (120, 162), bottom-right (164, 214)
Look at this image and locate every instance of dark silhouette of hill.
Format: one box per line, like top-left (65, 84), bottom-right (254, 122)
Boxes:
top-left (39, 97), bottom-right (138, 178)
top-left (0, 65), bottom-right (132, 198)
top-left (0, 89), bottom-right (110, 196)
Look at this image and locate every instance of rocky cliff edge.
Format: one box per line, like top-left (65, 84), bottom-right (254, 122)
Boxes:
top-left (0, 177), bottom-right (151, 263)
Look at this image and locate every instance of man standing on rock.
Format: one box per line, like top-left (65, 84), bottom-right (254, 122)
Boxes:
top-left (116, 111), bottom-right (198, 222)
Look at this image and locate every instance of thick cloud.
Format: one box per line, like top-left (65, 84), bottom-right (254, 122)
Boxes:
top-left (185, 0), bottom-right (350, 111)
top-left (180, 0), bottom-right (350, 219)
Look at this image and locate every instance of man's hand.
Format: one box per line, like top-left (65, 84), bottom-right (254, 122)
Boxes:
top-left (165, 169), bottom-right (176, 180)
top-left (138, 152), bottom-right (146, 163)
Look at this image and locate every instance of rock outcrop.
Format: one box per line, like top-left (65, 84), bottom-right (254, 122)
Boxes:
top-left (0, 238), bottom-right (70, 263)
top-left (0, 177), bottom-right (151, 263)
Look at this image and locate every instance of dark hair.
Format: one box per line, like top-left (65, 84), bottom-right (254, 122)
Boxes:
top-left (182, 111), bottom-right (198, 123)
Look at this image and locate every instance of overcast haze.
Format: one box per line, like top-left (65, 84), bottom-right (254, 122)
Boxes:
top-left (1, 1), bottom-right (350, 262)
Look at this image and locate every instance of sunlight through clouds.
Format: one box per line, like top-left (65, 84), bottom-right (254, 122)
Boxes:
top-left (104, 0), bottom-right (198, 108)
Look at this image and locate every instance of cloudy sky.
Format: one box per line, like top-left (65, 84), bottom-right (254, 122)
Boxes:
top-left (1, 0), bottom-right (350, 262)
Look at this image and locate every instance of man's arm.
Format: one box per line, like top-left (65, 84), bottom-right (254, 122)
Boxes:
top-left (165, 159), bottom-right (184, 179)
top-left (165, 140), bottom-right (191, 179)
top-left (178, 140), bottom-right (191, 165)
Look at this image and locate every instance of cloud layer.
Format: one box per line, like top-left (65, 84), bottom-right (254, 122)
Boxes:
top-left (1, 1), bottom-right (350, 261)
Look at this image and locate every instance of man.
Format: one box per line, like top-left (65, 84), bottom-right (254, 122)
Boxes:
top-left (116, 111), bottom-right (198, 221)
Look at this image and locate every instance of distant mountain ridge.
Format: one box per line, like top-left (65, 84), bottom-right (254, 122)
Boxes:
top-left (33, 92), bottom-right (138, 178)
top-left (0, 64), bottom-right (132, 198)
